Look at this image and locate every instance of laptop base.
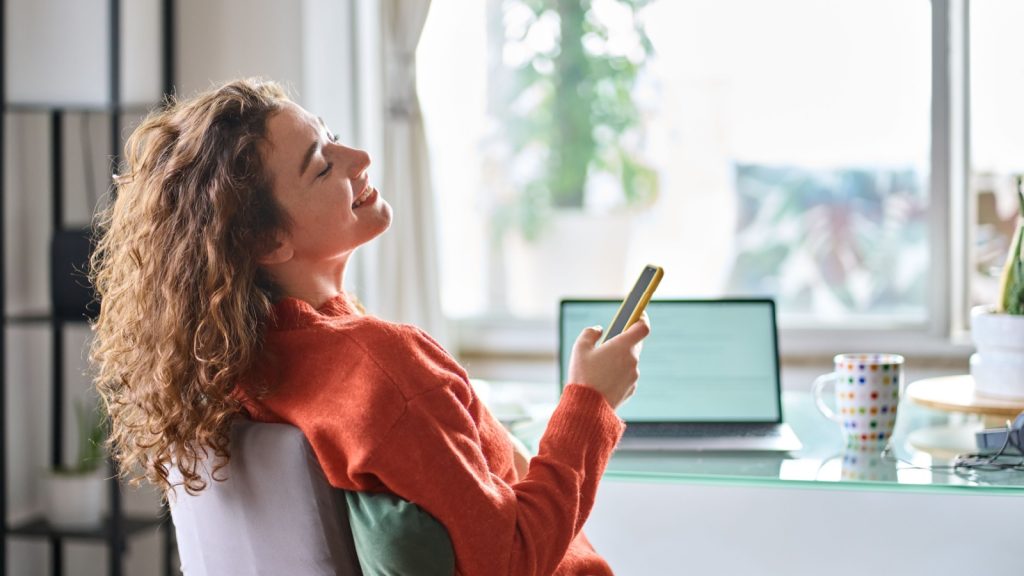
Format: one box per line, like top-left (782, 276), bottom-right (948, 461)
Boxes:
top-left (616, 423), bottom-right (802, 452)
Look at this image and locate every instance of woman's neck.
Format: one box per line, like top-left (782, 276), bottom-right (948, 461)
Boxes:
top-left (268, 255), bottom-right (350, 310)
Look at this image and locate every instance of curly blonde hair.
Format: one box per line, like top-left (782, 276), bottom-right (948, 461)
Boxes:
top-left (89, 78), bottom-right (293, 495)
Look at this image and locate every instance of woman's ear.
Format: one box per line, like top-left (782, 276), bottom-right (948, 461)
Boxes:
top-left (257, 235), bottom-right (294, 266)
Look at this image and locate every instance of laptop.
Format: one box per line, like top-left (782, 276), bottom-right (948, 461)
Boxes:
top-left (559, 299), bottom-right (802, 452)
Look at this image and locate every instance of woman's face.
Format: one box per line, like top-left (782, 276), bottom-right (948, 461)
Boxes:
top-left (261, 102), bottom-right (391, 265)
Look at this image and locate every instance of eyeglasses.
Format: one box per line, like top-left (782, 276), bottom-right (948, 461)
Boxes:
top-left (952, 419), bottom-right (1024, 473)
top-left (880, 417), bottom-right (1024, 478)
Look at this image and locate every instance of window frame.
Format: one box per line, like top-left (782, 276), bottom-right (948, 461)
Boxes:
top-left (445, 0), bottom-right (975, 361)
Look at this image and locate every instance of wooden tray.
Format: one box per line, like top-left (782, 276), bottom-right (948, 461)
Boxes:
top-left (906, 424), bottom-right (983, 459)
top-left (905, 375), bottom-right (1024, 418)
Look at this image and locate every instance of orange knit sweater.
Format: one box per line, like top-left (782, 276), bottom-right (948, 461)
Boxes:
top-left (232, 294), bottom-right (624, 576)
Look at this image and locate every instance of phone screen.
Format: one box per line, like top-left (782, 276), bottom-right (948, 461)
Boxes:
top-left (603, 265), bottom-right (662, 342)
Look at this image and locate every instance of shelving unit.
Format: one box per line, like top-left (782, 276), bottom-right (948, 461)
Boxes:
top-left (2, 1), bottom-right (177, 574)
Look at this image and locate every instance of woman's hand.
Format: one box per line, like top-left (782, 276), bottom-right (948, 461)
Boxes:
top-left (567, 315), bottom-right (651, 410)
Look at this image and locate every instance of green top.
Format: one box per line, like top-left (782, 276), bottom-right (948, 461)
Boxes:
top-left (512, 390), bottom-right (1024, 496)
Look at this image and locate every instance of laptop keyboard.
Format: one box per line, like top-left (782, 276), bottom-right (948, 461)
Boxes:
top-left (626, 423), bottom-right (783, 439)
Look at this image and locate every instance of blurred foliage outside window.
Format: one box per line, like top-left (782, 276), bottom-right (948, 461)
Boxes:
top-left (419, 0), bottom-right (938, 323)
top-left (495, 0), bottom-right (658, 242)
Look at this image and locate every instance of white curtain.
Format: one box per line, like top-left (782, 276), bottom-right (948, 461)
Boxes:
top-left (350, 0), bottom-right (447, 346)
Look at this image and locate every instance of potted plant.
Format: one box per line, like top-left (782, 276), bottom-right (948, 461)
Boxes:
top-left (44, 397), bottom-right (107, 528)
top-left (495, 0), bottom-right (658, 314)
top-left (971, 180), bottom-right (1024, 398)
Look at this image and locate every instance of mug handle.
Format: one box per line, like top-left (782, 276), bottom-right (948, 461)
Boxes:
top-left (811, 372), bottom-right (841, 423)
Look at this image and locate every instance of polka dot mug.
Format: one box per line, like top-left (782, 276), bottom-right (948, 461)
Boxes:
top-left (811, 353), bottom-right (904, 445)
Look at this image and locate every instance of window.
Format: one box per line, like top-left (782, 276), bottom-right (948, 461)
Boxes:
top-left (969, 0), bottom-right (1024, 313)
top-left (418, 1), bottom-right (969, 353)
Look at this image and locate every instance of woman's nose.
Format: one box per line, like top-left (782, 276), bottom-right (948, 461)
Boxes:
top-left (337, 145), bottom-right (371, 179)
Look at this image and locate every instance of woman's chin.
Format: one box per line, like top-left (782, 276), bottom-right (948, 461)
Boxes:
top-left (360, 202), bottom-right (392, 245)
top-left (376, 200), bottom-right (394, 233)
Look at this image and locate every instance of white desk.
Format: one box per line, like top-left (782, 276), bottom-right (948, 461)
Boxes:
top-left (586, 476), bottom-right (1018, 575)
top-left (498, 385), bottom-right (1024, 575)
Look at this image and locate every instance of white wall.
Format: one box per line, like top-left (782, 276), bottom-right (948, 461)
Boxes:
top-left (177, 0), bottom-right (304, 99)
top-left (4, 1), bottom-right (328, 574)
top-left (7, 0), bottom-right (162, 106)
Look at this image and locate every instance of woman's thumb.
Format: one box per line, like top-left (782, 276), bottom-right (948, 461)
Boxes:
top-left (576, 325), bottom-right (604, 349)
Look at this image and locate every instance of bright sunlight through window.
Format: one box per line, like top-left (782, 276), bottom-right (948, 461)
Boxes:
top-left (418, 0), bottom-right (932, 327)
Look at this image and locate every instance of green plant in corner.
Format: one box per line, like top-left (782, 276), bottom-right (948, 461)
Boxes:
top-left (53, 398), bottom-right (107, 475)
top-left (997, 179), bottom-right (1024, 315)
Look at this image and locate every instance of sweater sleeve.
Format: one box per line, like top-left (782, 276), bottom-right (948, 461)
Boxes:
top-left (361, 381), bottom-right (623, 576)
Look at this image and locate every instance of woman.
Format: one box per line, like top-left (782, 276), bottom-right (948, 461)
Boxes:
top-left (90, 78), bottom-right (650, 575)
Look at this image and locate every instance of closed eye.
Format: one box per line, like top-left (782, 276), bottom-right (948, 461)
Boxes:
top-left (318, 162), bottom-right (333, 178)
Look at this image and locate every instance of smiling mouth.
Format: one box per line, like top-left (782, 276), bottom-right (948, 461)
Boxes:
top-left (352, 186), bottom-right (375, 209)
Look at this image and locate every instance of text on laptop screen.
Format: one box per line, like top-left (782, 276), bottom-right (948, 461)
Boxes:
top-left (560, 300), bottom-right (781, 423)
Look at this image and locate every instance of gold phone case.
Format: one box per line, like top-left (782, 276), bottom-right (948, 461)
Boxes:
top-left (600, 265), bottom-right (664, 344)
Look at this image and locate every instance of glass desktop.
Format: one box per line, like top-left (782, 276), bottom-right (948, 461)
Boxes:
top-left (504, 386), bottom-right (1024, 496)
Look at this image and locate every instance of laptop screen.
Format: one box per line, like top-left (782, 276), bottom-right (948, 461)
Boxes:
top-left (559, 300), bottom-right (782, 423)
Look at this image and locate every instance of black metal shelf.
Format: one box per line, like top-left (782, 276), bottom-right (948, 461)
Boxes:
top-left (1, 0), bottom-right (178, 574)
top-left (8, 515), bottom-right (166, 541)
top-left (3, 102), bottom-right (156, 114)
top-left (5, 313), bottom-right (92, 326)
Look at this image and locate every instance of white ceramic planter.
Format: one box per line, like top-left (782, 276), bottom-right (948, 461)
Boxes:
top-left (970, 306), bottom-right (1024, 399)
top-left (44, 469), bottom-right (106, 529)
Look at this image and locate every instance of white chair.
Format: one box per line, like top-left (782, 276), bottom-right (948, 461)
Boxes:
top-left (167, 420), bottom-right (363, 575)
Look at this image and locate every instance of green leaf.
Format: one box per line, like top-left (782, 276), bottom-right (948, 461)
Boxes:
top-left (1008, 254), bottom-right (1024, 315)
top-left (62, 397), bottom-right (106, 474)
top-left (1017, 176), bottom-right (1024, 214)
top-left (1002, 189), bottom-right (1024, 314)
top-left (1008, 229), bottom-right (1024, 315)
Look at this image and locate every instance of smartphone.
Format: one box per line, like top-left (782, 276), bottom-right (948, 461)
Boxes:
top-left (599, 264), bottom-right (664, 344)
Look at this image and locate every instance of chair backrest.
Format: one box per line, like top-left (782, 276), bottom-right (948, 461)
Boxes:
top-left (167, 420), bottom-right (363, 576)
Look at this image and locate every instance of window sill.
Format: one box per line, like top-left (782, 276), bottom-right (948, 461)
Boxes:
top-left (452, 316), bottom-right (976, 363)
